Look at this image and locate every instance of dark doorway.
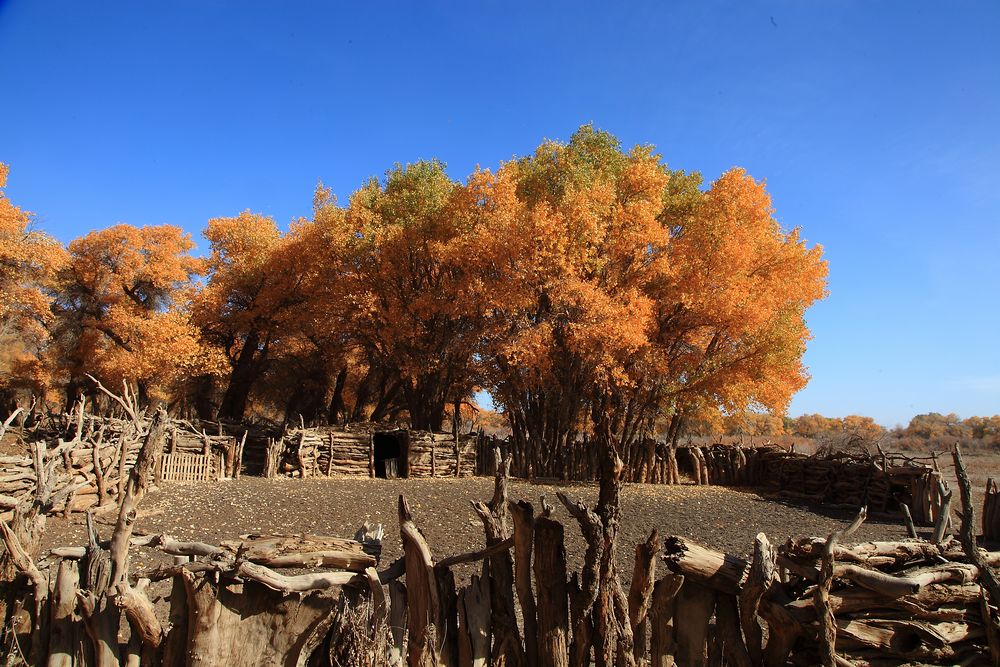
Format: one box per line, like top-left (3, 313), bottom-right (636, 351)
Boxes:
top-left (374, 432), bottom-right (402, 478)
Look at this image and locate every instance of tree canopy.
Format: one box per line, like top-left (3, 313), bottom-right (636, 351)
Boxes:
top-left (0, 127), bottom-right (831, 456)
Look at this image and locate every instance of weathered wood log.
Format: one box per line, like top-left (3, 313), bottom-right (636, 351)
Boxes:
top-left (509, 499), bottom-right (538, 667)
top-left (558, 491), bottom-right (602, 667)
top-left (436, 537), bottom-right (514, 569)
top-left (220, 534), bottom-right (377, 571)
top-left (115, 579), bottom-right (162, 648)
top-left (715, 594), bottom-right (752, 667)
top-left (739, 533), bottom-right (774, 665)
top-left (568, 573), bottom-right (592, 667)
top-left (459, 573), bottom-right (490, 667)
top-left (649, 573), bottom-right (683, 667)
top-left (900, 502), bottom-right (918, 539)
top-left (931, 487), bottom-right (953, 545)
top-left (398, 494), bottom-right (440, 666)
top-left (785, 581), bottom-right (982, 619)
top-left (46, 558), bottom-right (81, 667)
top-left (388, 580), bottom-right (407, 667)
top-left (673, 581), bottom-right (715, 667)
top-left (436, 565), bottom-right (459, 667)
top-left (534, 515), bottom-right (568, 667)
top-left (628, 528), bottom-right (659, 663)
top-left (177, 567), bottom-right (342, 666)
top-left (662, 536), bottom-right (748, 594)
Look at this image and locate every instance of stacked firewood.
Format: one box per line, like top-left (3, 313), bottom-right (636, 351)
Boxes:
top-left (406, 430), bottom-right (474, 477)
top-left (268, 425), bottom-right (477, 479)
top-left (266, 426), bottom-right (375, 478)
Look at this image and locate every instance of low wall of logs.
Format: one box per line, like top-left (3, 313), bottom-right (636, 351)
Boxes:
top-left (478, 434), bottom-right (953, 526)
top-left (265, 425), bottom-right (477, 479)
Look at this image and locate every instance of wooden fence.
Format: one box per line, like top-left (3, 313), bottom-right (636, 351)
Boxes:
top-left (2, 430), bottom-right (999, 666)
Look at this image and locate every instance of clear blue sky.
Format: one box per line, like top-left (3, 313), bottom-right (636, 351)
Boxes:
top-left (1, 1), bottom-right (998, 427)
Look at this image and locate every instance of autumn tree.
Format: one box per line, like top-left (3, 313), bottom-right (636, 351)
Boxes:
top-left (50, 223), bottom-right (213, 407)
top-left (0, 164), bottom-right (66, 408)
top-left (465, 125), bottom-right (826, 474)
top-left (335, 161), bottom-right (483, 431)
top-left (192, 211), bottom-right (324, 421)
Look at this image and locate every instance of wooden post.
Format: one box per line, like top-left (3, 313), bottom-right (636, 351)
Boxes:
top-left (388, 580), bottom-right (407, 666)
top-left (628, 529), bottom-right (660, 663)
top-left (534, 515), bottom-right (568, 667)
top-left (673, 582), bottom-right (715, 667)
top-left (509, 500), bottom-right (538, 667)
top-left (398, 495), bottom-right (440, 665)
top-left (649, 574), bottom-right (683, 667)
top-left (459, 574), bottom-right (491, 667)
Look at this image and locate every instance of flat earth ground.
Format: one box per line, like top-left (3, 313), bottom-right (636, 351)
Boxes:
top-left (42, 477), bottom-right (921, 585)
top-left (38, 453), bottom-right (999, 583)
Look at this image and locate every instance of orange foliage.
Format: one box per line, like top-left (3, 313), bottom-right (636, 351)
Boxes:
top-left (52, 223), bottom-right (216, 401)
top-left (459, 126), bottom-right (827, 461)
top-left (0, 127), bottom-right (830, 433)
top-left (192, 211), bottom-right (323, 420)
top-left (0, 164), bottom-right (67, 398)
top-left (332, 161), bottom-right (483, 431)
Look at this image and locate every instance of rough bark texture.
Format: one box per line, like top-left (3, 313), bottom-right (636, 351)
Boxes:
top-left (534, 516), bottom-right (569, 667)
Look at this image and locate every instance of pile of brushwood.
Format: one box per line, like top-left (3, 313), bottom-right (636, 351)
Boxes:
top-left (0, 393), bottom-right (998, 666)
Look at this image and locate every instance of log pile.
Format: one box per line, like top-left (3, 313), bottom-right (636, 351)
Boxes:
top-left (664, 531), bottom-right (998, 665)
top-left (407, 430), bottom-right (476, 478)
top-left (271, 425), bottom-right (373, 478)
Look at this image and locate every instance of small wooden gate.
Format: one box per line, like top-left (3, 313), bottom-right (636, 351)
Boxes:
top-left (160, 452), bottom-right (214, 482)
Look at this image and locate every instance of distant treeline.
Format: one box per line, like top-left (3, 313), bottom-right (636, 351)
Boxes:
top-left (683, 410), bottom-right (1000, 451)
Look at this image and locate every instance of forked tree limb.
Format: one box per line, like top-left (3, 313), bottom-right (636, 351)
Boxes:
top-left (86, 375), bottom-right (141, 427)
top-left (108, 407), bottom-right (166, 588)
top-left (952, 445), bottom-right (1000, 635)
top-left (815, 506), bottom-right (867, 667)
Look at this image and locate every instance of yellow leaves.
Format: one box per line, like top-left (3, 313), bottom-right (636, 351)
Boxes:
top-left (0, 164), bottom-right (68, 391)
top-left (0, 126), bottom-right (828, 427)
top-left (96, 307), bottom-right (225, 388)
top-left (55, 221), bottom-right (210, 394)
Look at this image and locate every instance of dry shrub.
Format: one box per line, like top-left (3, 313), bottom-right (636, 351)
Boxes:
top-left (322, 595), bottom-right (395, 667)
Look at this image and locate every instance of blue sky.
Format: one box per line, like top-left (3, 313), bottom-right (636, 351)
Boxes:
top-left (1, 1), bottom-right (998, 426)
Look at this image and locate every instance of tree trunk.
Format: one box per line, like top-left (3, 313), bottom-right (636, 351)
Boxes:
top-left (219, 330), bottom-right (265, 421)
top-left (326, 367), bottom-right (348, 425)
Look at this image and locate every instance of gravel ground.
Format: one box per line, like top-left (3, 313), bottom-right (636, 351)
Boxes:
top-left (40, 476), bottom-right (913, 585)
